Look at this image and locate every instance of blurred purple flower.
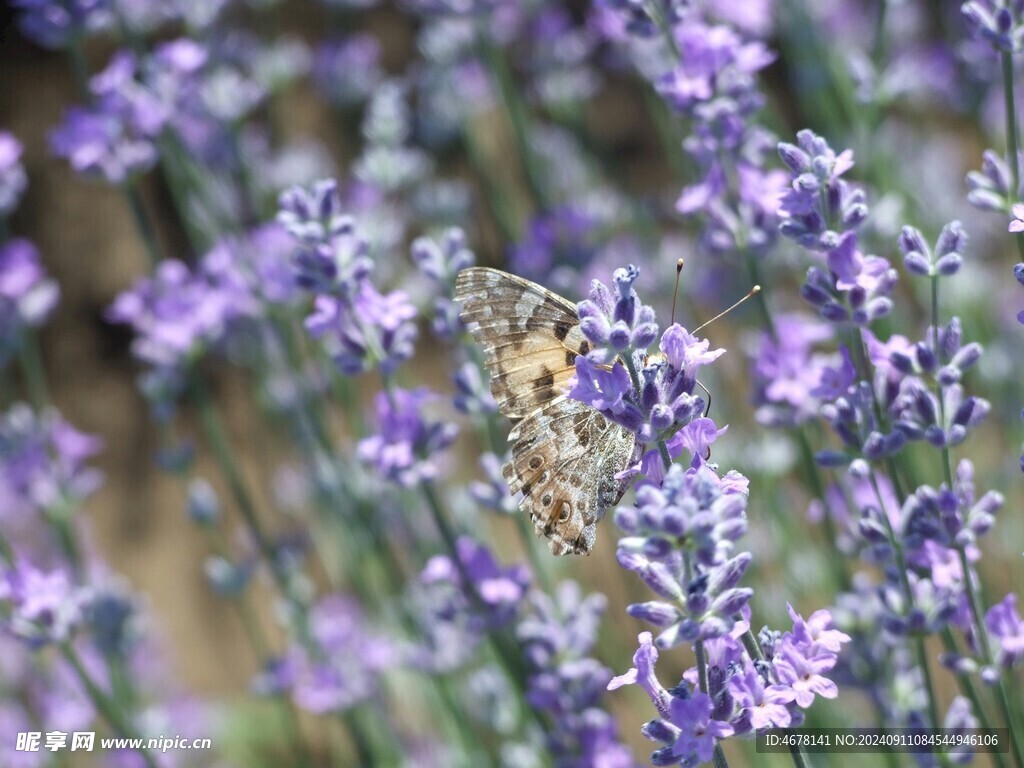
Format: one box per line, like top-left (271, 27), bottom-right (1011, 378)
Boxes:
top-left (517, 582), bottom-right (635, 767)
top-left (12, 0), bottom-right (110, 49)
top-left (1010, 202), bottom-right (1024, 232)
top-left (50, 107), bottom-right (157, 185)
top-left (985, 593), bottom-right (1024, 669)
top-left (420, 536), bottom-right (529, 634)
top-left (107, 259), bottom-right (257, 371)
top-left (967, 150), bottom-right (1018, 212)
top-left (0, 132), bottom-right (28, 216)
top-left (778, 129), bottom-right (868, 252)
top-left (962, 0), bottom-right (1024, 52)
top-left (0, 563), bottom-right (89, 646)
top-left (290, 594), bottom-right (396, 714)
top-left (0, 239), bottom-right (60, 366)
top-left (314, 35), bottom-right (383, 107)
top-left (356, 388), bottom-right (457, 487)
top-left (0, 404), bottom-right (103, 517)
top-left (750, 313), bottom-right (835, 427)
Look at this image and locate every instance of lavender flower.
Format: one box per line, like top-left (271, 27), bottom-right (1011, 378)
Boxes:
top-left (412, 227), bottom-right (476, 341)
top-left (614, 463), bottom-right (752, 645)
top-left (0, 563), bottom-right (89, 646)
top-left (0, 239), bottom-right (60, 366)
top-left (961, 0), bottom-right (1024, 52)
top-left (294, 595), bottom-right (395, 713)
top-left (966, 150), bottom-right (1018, 212)
top-left (984, 593), bottom-right (1024, 669)
top-left (277, 179), bottom-right (372, 295)
top-left (899, 222), bottom-right (966, 278)
top-left (468, 453), bottom-right (517, 516)
top-left (0, 133), bottom-right (28, 216)
top-left (750, 313), bottom-right (838, 427)
top-left (51, 52), bottom-right (169, 184)
top-left (609, 632), bottom-right (734, 765)
top-left (517, 581), bottom-right (634, 767)
top-left (12, 0), bottom-right (110, 49)
top-left (107, 259), bottom-right (256, 372)
top-left (777, 130), bottom-right (866, 249)
top-left (0, 404), bottom-right (103, 518)
top-left (313, 35), bottom-right (384, 108)
top-left (419, 536), bottom-right (529, 635)
top-left (356, 388), bottom-right (458, 487)
top-left (661, 13), bottom-right (785, 258)
top-left (567, 266), bottom-right (722, 478)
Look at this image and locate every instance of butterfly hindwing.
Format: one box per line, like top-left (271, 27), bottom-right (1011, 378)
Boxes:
top-left (503, 397), bottom-right (638, 555)
top-left (454, 267), bottom-right (592, 419)
top-left (455, 267), bottom-right (639, 556)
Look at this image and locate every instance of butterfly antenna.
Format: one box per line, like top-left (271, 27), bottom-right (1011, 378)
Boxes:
top-left (670, 258), bottom-right (684, 327)
top-left (696, 379), bottom-right (713, 418)
top-left (693, 285), bottom-right (761, 334)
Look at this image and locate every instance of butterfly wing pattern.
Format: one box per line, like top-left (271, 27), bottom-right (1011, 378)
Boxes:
top-left (454, 267), bottom-right (640, 555)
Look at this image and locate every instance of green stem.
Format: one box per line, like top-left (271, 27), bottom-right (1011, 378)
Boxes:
top-left (930, 276), bottom-right (955, 488)
top-left (955, 548), bottom-right (1024, 768)
top-left (1003, 52), bottom-right (1021, 198)
top-left (684, 552), bottom-right (730, 768)
top-left (477, 37), bottom-right (550, 212)
top-left (868, 470), bottom-right (942, 732)
top-left (62, 643), bottom-right (159, 768)
top-left (939, 628), bottom-right (1009, 768)
top-left (737, 625), bottom-right (813, 768)
top-left (18, 333), bottom-right (49, 410)
top-left (123, 183), bottom-right (163, 269)
top-left (67, 38), bottom-right (91, 98)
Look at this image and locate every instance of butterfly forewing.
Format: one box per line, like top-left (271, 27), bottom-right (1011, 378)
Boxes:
top-left (454, 268), bottom-right (592, 419)
top-left (454, 267), bottom-right (640, 556)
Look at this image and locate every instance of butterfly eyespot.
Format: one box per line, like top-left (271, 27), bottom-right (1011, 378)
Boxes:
top-left (558, 502), bottom-right (572, 522)
top-left (595, 420), bottom-right (608, 432)
top-left (537, 470), bottom-right (549, 485)
top-left (541, 492), bottom-right (553, 507)
top-left (528, 456), bottom-right (544, 470)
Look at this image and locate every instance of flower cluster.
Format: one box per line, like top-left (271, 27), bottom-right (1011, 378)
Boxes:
top-left (254, 594), bottom-right (396, 714)
top-left (0, 132), bottom-right (28, 216)
top-left (517, 582), bottom-right (634, 767)
top-left (610, 605), bottom-right (849, 766)
top-left (356, 388), bottom-right (458, 487)
top-left (0, 239), bottom-right (60, 367)
top-left (278, 179), bottom-right (419, 376)
top-left (567, 265), bottom-right (725, 481)
top-left (615, 463), bottom-right (751, 645)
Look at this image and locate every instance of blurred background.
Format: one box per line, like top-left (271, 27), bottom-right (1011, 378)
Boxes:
top-left (1, 0), bottom-right (1023, 766)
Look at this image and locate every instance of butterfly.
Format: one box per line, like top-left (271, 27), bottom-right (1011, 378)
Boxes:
top-left (454, 267), bottom-right (642, 556)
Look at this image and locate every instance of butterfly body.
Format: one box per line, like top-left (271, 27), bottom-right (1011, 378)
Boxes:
top-left (454, 267), bottom-right (641, 555)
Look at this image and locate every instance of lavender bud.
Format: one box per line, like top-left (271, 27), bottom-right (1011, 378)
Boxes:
top-left (707, 553), bottom-right (752, 592)
top-left (904, 251), bottom-right (932, 276)
top-left (951, 343), bottom-right (982, 371)
top-left (863, 432), bottom-right (886, 459)
top-left (899, 226), bottom-right (930, 259)
top-left (632, 322), bottom-right (659, 350)
top-left (1015, 263), bottom-right (1024, 285)
top-left (925, 425), bottom-right (947, 447)
top-left (816, 450), bottom-right (851, 467)
top-left (778, 142), bottom-right (810, 173)
top-left (650, 404), bottom-right (674, 432)
top-left (935, 253), bottom-right (962, 276)
top-left (627, 601), bottom-right (681, 627)
top-left (643, 720), bottom-right (679, 743)
top-left (187, 478), bottom-right (220, 524)
top-left (914, 342), bottom-right (936, 372)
